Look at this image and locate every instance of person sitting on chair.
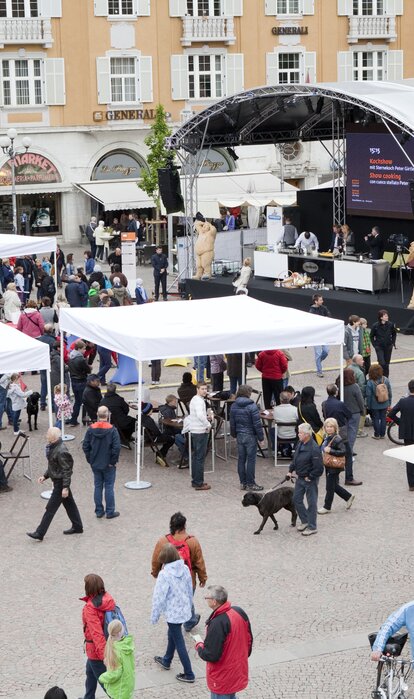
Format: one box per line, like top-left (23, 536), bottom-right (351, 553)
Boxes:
top-left (177, 372), bottom-right (197, 409)
top-left (159, 395), bottom-right (188, 464)
top-left (100, 383), bottom-right (136, 446)
top-left (141, 402), bottom-right (174, 467)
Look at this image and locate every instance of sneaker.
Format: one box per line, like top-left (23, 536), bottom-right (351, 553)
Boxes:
top-left (297, 523), bottom-right (308, 532)
top-left (316, 372), bottom-right (324, 378)
top-left (246, 484), bottom-right (264, 491)
top-left (184, 614), bottom-right (201, 631)
top-left (155, 455), bottom-right (167, 467)
top-left (357, 431), bottom-right (368, 438)
top-left (318, 507), bottom-right (331, 515)
top-left (176, 674), bottom-right (195, 683)
top-left (13, 431), bottom-right (21, 436)
top-left (302, 528), bottom-right (317, 536)
top-left (372, 435), bottom-right (381, 440)
top-left (346, 494), bottom-right (355, 510)
top-left (240, 484), bottom-right (247, 490)
top-left (154, 656), bottom-right (170, 670)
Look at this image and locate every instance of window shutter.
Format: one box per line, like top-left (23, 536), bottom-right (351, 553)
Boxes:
top-left (137, 0), bottom-right (150, 15)
top-left (96, 57), bottom-right (111, 104)
top-left (44, 58), bottom-right (65, 104)
top-left (171, 54), bottom-right (189, 100)
top-left (94, 0), bottom-right (108, 16)
top-left (337, 0), bottom-right (352, 14)
top-left (337, 50), bottom-right (354, 81)
top-left (302, 0), bottom-right (314, 13)
top-left (38, 0), bottom-right (62, 17)
top-left (385, 0), bottom-right (403, 15)
top-left (169, 0), bottom-right (187, 16)
top-left (222, 0), bottom-right (243, 15)
top-left (387, 49), bottom-right (403, 81)
top-left (303, 51), bottom-right (316, 82)
top-left (265, 0), bottom-right (278, 15)
top-left (139, 55), bottom-right (153, 101)
top-left (225, 53), bottom-right (243, 96)
top-left (266, 52), bottom-right (279, 85)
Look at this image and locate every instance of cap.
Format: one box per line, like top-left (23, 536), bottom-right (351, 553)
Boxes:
top-left (141, 402), bottom-right (153, 415)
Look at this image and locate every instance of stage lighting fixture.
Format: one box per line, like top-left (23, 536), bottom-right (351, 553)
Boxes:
top-left (226, 147), bottom-right (239, 161)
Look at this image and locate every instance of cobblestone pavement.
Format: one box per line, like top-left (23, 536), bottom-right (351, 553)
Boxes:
top-left (2, 244), bottom-right (414, 698)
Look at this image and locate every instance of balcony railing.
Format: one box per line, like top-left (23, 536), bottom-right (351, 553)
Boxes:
top-left (0, 18), bottom-right (53, 48)
top-left (348, 15), bottom-right (396, 44)
top-left (181, 16), bottom-right (235, 46)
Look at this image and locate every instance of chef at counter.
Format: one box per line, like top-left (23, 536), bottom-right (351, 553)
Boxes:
top-left (294, 230), bottom-right (319, 253)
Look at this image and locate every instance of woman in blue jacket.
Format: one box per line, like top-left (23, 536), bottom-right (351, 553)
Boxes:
top-left (151, 543), bottom-right (195, 684)
top-left (366, 363), bottom-right (392, 439)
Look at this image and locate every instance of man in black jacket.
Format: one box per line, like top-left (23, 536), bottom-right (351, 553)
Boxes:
top-left (287, 423), bottom-right (323, 536)
top-left (322, 384), bottom-right (362, 486)
top-left (85, 216), bottom-right (97, 258)
top-left (364, 226), bottom-right (385, 260)
top-left (100, 383), bottom-right (136, 444)
top-left (65, 275), bottom-right (88, 308)
top-left (82, 406), bottom-right (121, 518)
top-left (388, 380), bottom-right (414, 490)
top-left (142, 402), bottom-right (174, 467)
top-left (27, 427), bottom-right (83, 540)
top-left (82, 375), bottom-right (102, 423)
top-left (68, 340), bottom-right (91, 426)
top-left (229, 385), bottom-right (265, 491)
top-left (151, 246), bottom-right (168, 301)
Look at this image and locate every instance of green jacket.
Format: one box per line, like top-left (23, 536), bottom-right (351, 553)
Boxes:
top-left (99, 635), bottom-right (135, 699)
top-left (350, 362), bottom-right (366, 399)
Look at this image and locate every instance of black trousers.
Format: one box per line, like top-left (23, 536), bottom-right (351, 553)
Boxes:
top-left (36, 480), bottom-right (83, 538)
top-left (374, 345), bottom-right (393, 377)
top-left (151, 360), bottom-right (161, 381)
top-left (211, 372), bottom-right (224, 391)
top-left (404, 439), bottom-right (414, 487)
top-left (262, 377), bottom-right (283, 409)
top-left (154, 272), bottom-right (167, 300)
top-left (323, 469), bottom-right (351, 509)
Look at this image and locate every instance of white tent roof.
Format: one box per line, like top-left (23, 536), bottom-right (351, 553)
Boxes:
top-left (74, 171), bottom-right (297, 218)
top-left (0, 233), bottom-right (57, 257)
top-left (59, 296), bottom-right (343, 362)
top-left (0, 323), bottom-right (50, 372)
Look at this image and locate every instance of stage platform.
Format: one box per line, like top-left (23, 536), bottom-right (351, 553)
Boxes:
top-left (186, 274), bottom-right (414, 329)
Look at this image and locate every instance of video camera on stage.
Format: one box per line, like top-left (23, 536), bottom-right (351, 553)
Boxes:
top-left (388, 233), bottom-right (409, 253)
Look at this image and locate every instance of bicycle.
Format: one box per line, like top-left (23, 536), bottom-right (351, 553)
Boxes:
top-left (386, 416), bottom-right (404, 445)
top-left (369, 632), bottom-right (412, 698)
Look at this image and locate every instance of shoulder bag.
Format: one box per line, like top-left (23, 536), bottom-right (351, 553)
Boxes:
top-left (322, 437), bottom-right (345, 469)
top-left (298, 402), bottom-right (324, 446)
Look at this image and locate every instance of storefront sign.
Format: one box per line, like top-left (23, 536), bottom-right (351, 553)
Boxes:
top-left (93, 109), bottom-right (170, 122)
top-left (182, 148), bottom-right (232, 175)
top-left (0, 153), bottom-right (61, 186)
top-left (92, 151), bottom-right (146, 181)
top-left (272, 26), bottom-right (308, 35)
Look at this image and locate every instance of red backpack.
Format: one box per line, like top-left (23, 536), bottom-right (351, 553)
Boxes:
top-left (166, 534), bottom-right (193, 573)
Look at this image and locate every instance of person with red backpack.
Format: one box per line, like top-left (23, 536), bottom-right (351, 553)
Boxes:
top-left (151, 511), bottom-right (207, 632)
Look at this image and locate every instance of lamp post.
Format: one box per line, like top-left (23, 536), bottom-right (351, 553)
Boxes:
top-left (0, 128), bottom-right (31, 234)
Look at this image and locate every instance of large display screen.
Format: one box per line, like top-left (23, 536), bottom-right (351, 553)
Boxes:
top-left (346, 132), bottom-right (414, 219)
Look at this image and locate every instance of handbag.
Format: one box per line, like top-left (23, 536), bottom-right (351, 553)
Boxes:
top-left (322, 437), bottom-right (345, 469)
top-left (298, 402), bottom-right (324, 445)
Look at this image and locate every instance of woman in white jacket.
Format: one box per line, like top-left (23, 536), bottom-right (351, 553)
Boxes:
top-left (232, 257), bottom-right (252, 292)
top-left (151, 543), bottom-right (195, 684)
top-left (7, 373), bottom-right (32, 435)
top-left (3, 282), bottom-right (21, 321)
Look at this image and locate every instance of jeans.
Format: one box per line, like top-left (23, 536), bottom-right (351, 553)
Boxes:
top-left (191, 432), bottom-right (209, 487)
top-left (262, 377), bottom-right (283, 408)
top-left (293, 477), bottom-right (319, 530)
top-left (12, 409), bottom-right (21, 433)
top-left (374, 345), bottom-right (393, 378)
top-left (194, 356), bottom-right (207, 382)
top-left (236, 432), bottom-right (258, 486)
top-left (93, 466), bottom-right (116, 517)
top-left (404, 440), bottom-right (414, 487)
top-left (36, 480), bottom-right (83, 538)
top-left (84, 658), bottom-right (107, 699)
top-left (344, 440), bottom-right (354, 482)
top-left (0, 385), bottom-right (10, 427)
top-left (211, 694), bottom-right (236, 699)
top-left (97, 347), bottom-right (112, 384)
top-left (71, 378), bottom-right (86, 423)
top-left (323, 470), bottom-right (351, 510)
top-left (347, 413), bottom-right (360, 454)
top-left (154, 271), bottom-right (167, 300)
top-left (229, 376), bottom-right (242, 395)
top-left (163, 622), bottom-right (194, 679)
top-left (175, 433), bottom-right (187, 457)
top-left (371, 408), bottom-right (387, 437)
top-left (40, 370), bottom-right (47, 408)
top-left (314, 345), bottom-right (329, 373)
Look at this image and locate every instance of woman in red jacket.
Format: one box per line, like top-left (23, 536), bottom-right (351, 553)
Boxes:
top-left (255, 350), bottom-right (288, 409)
top-left (80, 573), bottom-right (116, 699)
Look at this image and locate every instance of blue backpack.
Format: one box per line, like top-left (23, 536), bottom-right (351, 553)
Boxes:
top-left (104, 605), bottom-right (128, 639)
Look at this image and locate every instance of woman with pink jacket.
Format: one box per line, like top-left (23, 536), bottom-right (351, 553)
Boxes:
top-left (17, 299), bottom-right (44, 339)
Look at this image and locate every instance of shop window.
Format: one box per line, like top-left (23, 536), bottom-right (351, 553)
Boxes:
top-left (1, 58), bottom-right (43, 106)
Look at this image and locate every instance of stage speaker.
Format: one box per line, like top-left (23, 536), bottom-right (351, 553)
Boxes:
top-left (158, 166), bottom-right (184, 214)
top-left (409, 180), bottom-right (414, 215)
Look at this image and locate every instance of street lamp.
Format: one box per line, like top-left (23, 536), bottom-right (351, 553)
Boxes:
top-left (0, 128), bottom-right (31, 234)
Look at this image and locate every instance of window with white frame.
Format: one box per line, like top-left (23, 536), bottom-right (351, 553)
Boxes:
top-left (187, 0), bottom-right (221, 15)
top-left (1, 58), bottom-right (42, 105)
top-left (353, 50), bottom-right (384, 79)
top-left (277, 52), bottom-right (301, 83)
top-left (352, 0), bottom-right (384, 14)
top-left (110, 57), bottom-right (137, 102)
top-left (277, 0), bottom-right (300, 14)
top-left (0, 0), bottom-right (38, 16)
top-left (108, 0), bottom-right (134, 15)
top-left (188, 54), bottom-right (223, 98)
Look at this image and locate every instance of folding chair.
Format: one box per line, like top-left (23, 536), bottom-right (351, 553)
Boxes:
top-left (0, 433), bottom-right (32, 481)
top-left (274, 421), bottom-right (299, 467)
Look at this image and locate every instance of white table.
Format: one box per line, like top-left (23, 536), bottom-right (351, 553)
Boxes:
top-left (333, 259), bottom-right (389, 293)
top-left (254, 250), bottom-right (289, 278)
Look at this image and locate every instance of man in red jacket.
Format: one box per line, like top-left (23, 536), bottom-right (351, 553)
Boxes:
top-left (255, 349), bottom-right (288, 409)
top-left (194, 585), bottom-right (253, 699)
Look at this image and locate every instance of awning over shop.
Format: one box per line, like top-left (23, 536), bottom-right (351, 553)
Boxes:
top-left (74, 180), bottom-right (156, 211)
top-left (0, 183), bottom-right (72, 196)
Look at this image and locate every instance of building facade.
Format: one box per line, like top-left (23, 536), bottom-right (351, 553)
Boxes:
top-left (0, 0), bottom-right (411, 241)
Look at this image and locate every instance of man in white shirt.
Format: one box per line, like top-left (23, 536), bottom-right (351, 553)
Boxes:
top-left (189, 382), bottom-right (212, 491)
top-left (294, 231), bottom-right (319, 253)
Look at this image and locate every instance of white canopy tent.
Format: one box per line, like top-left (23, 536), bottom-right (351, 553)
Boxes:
top-left (59, 296), bottom-right (344, 489)
top-left (0, 323), bottom-right (50, 372)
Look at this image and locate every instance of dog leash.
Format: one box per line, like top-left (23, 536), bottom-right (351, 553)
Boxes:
top-left (271, 475), bottom-right (296, 490)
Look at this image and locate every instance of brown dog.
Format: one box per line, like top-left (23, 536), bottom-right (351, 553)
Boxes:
top-left (242, 487), bottom-right (297, 535)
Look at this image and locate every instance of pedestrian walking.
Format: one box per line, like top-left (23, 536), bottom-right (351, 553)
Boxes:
top-left (99, 620), bottom-right (135, 699)
top-left (366, 363), bottom-right (392, 440)
top-left (318, 418), bottom-right (354, 515)
top-left (151, 543), bottom-right (195, 684)
top-left (230, 385), bottom-right (265, 491)
top-left (308, 294), bottom-right (331, 377)
top-left (27, 427), bottom-right (83, 541)
top-left (287, 422), bottom-right (323, 536)
top-left (370, 309), bottom-right (396, 377)
top-left (341, 368), bottom-right (365, 482)
top-left (322, 383), bottom-right (361, 486)
top-left (360, 317), bottom-right (372, 375)
top-left (82, 405), bottom-right (121, 519)
top-left (188, 382), bottom-right (212, 491)
top-left (388, 379), bottom-right (414, 490)
top-left (67, 340), bottom-right (91, 426)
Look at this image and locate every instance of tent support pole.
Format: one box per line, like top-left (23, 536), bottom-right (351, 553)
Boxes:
top-left (167, 214), bottom-right (174, 272)
top-left (339, 345), bottom-right (344, 400)
top-left (46, 369), bottom-right (53, 429)
top-left (125, 360), bottom-right (151, 490)
top-left (242, 353), bottom-right (246, 386)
